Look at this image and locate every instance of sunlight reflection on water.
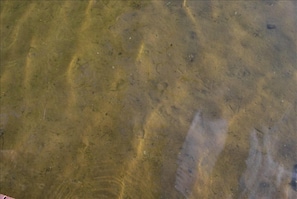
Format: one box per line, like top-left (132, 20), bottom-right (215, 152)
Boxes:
top-left (240, 108), bottom-right (297, 199)
top-left (174, 111), bottom-right (227, 198)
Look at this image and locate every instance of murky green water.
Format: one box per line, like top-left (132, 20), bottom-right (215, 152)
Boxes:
top-left (1, 1), bottom-right (296, 198)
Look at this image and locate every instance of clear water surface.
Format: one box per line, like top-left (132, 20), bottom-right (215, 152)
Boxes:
top-left (0, 1), bottom-right (296, 198)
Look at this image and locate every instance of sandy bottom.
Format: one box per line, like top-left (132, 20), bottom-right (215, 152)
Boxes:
top-left (0, 1), bottom-right (296, 198)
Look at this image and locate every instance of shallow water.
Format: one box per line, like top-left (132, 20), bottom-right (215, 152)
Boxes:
top-left (0, 0), bottom-right (296, 198)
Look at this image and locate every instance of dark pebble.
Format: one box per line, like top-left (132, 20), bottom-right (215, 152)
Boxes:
top-left (267, 24), bottom-right (276, 29)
